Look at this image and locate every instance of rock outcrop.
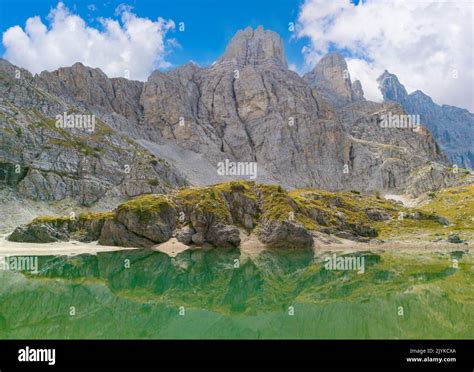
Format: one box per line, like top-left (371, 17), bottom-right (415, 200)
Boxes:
top-left (8, 212), bottom-right (111, 243)
top-left (139, 31), bottom-right (463, 195)
top-left (8, 180), bottom-right (453, 249)
top-left (115, 195), bottom-right (177, 243)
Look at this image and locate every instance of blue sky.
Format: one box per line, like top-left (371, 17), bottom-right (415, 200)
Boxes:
top-left (0, 0), bottom-right (314, 70)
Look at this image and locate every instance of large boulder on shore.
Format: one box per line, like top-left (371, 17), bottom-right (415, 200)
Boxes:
top-left (8, 221), bottom-right (70, 243)
top-left (175, 226), bottom-right (195, 245)
top-left (174, 185), bottom-right (242, 248)
top-left (8, 213), bottom-right (111, 243)
top-left (98, 219), bottom-right (155, 248)
top-left (257, 220), bottom-right (314, 250)
top-left (206, 223), bottom-right (241, 248)
top-left (115, 195), bottom-right (177, 243)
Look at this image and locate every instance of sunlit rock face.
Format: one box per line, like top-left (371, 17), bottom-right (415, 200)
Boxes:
top-left (140, 27), bottom-right (459, 194)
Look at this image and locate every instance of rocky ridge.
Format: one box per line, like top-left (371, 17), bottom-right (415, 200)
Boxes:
top-left (9, 180), bottom-right (458, 250)
top-left (378, 70), bottom-right (474, 170)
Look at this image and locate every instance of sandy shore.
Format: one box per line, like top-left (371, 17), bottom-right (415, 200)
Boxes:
top-left (0, 234), bottom-right (138, 256)
top-left (0, 232), bottom-right (471, 258)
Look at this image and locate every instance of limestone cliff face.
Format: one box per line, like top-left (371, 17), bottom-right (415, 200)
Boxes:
top-left (378, 70), bottom-right (474, 170)
top-left (0, 27), bottom-right (470, 230)
top-left (141, 29), bottom-right (463, 194)
top-left (0, 59), bottom-right (188, 216)
top-left (303, 53), bottom-right (355, 108)
top-left (141, 27), bottom-right (349, 189)
top-left (221, 26), bottom-right (288, 68)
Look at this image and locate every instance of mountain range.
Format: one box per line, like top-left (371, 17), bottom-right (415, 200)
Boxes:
top-left (378, 70), bottom-right (474, 170)
top-left (0, 26), bottom-right (472, 231)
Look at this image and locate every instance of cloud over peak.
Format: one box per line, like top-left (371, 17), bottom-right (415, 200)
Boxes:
top-left (297, 0), bottom-right (474, 111)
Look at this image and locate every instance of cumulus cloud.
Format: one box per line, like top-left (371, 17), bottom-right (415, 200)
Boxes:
top-left (297, 0), bottom-right (474, 111)
top-left (2, 2), bottom-right (176, 80)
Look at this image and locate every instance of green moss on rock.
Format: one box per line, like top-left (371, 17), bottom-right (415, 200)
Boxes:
top-left (175, 186), bottom-right (231, 223)
top-left (116, 194), bottom-right (176, 224)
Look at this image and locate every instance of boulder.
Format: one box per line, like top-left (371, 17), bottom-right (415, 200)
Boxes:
top-left (175, 226), bottom-right (195, 245)
top-left (257, 220), bottom-right (313, 250)
top-left (206, 223), bottom-right (241, 248)
top-left (8, 222), bottom-right (69, 243)
top-left (98, 219), bottom-right (155, 248)
top-left (191, 232), bottom-right (205, 245)
top-left (115, 196), bottom-right (177, 243)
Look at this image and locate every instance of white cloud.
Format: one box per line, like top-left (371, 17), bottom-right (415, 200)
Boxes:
top-left (2, 2), bottom-right (176, 80)
top-left (346, 58), bottom-right (383, 103)
top-left (288, 63), bottom-right (301, 75)
top-left (297, 0), bottom-right (474, 111)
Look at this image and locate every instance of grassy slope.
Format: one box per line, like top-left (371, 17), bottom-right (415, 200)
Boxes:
top-left (375, 185), bottom-right (474, 241)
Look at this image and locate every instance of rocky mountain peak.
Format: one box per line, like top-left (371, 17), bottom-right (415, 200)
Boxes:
top-left (377, 70), bottom-right (408, 103)
top-left (409, 90), bottom-right (434, 105)
top-left (351, 79), bottom-right (365, 101)
top-left (219, 26), bottom-right (287, 68)
top-left (316, 52), bottom-right (348, 71)
top-left (303, 52), bottom-right (355, 107)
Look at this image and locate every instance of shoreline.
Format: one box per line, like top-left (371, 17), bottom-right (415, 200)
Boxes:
top-left (1, 232), bottom-right (471, 257)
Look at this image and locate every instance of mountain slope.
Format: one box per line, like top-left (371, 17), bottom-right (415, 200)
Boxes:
top-left (378, 70), bottom-right (474, 169)
top-left (0, 59), bottom-right (188, 231)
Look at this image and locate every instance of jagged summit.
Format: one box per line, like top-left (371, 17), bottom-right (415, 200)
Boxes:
top-left (377, 70), bottom-right (408, 103)
top-left (351, 80), bottom-right (365, 101)
top-left (303, 52), bottom-right (365, 107)
top-left (218, 26), bottom-right (287, 68)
